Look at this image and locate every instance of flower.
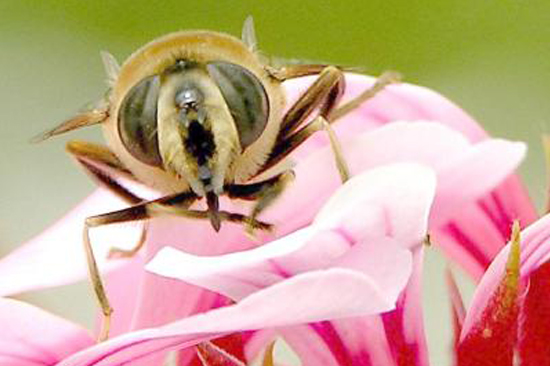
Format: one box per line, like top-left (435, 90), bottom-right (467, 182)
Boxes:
top-left (0, 163), bottom-right (430, 365)
top-left (0, 74), bottom-right (534, 364)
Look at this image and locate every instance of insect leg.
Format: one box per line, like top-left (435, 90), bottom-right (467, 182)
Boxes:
top-left (66, 140), bottom-right (144, 203)
top-left (257, 66), bottom-right (347, 179)
top-left (318, 116), bottom-right (350, 181)
top-left (278, 65), bottom-right (344, 138)
top-left (267, 64), bottom-right (331, 81)
top-left (226, 171), bottom-right (294, 233)
top-left (82, 190), bottom-right (196, 342)
top-left (66, 140), bottom-right (150, 258)
top-left (83, 191), bottom-right (214, 342)
top-left (258, 71), bottom-right (398, 180)
top-left (329, 71), bottom-right (401, 121)
top-left (66, 140), bottom-right (152, 341)
top-left (83, 223), bottom-right (112, 342)
top-left (147, 204), bottom-right (273, 232)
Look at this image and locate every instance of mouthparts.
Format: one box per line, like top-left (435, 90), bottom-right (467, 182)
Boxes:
top-left (206, 191), bottom-right (221, 231)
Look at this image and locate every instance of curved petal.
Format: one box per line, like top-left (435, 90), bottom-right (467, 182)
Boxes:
top-left (147, 235), bottom-right (412, 308)
top-left (280, 248), bottom-right (429, 366)
top-left (314, 162), bottom-right (436, 247)
top-left (58, 269), bottom-right (399, 366)
top-left (268, 120), bottom-right (527, 279)
top-left (432, 139), bottom-right (526, 226)
top-left (0, 298), bottom-right (93, 366)
top-left (130, 217), bottom-right (260, 331)
top-left (146, 164), bottom-right (432, 304)
top-left (133, 163), bottom-right (433, 331)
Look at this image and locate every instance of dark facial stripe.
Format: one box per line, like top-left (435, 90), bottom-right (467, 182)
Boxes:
top-left (184, 120), bottom-right (215, 166)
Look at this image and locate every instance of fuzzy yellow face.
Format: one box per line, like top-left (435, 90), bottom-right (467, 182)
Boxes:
top-left (103, 30), bottom-right (286, 196)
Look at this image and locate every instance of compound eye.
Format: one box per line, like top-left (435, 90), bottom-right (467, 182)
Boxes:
top-left (207, 62), bottom-right (269, 149)
top-left (118, 75), bottom-right (163, 167)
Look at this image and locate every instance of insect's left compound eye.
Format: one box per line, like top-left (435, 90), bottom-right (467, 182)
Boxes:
top-left (118, 75), bottom-right (163, 167)
top-left (206, 62), bottom-right (269, 150)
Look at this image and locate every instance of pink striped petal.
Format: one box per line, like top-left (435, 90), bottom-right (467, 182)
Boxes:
top-left (147, 235), bottom-right (411, 307)
top-left (133, 163), bottom-right (432, 330)
top-left (130, 216), bottom-right (260, 332)
top-left (432, 139), bottom-right (526, 226)
top-left (146, 164), bottom-right (432, 305)
top-left (275, 119), bottom-right (527, 279)
top-left (0, 298), bottom-right (93, 366)
top-left (280, 248), bottom-right (428, 366)
top-left (381, 247), bottom-right (429, 366)
top-left (57, 269), bottom-right (398, 366)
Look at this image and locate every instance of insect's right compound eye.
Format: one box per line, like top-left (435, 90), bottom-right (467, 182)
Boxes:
top-left (118, 75), bottom-right (163, 167)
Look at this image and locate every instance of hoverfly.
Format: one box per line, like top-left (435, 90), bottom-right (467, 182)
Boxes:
top-left (34, 17), bottom-right (398, 341)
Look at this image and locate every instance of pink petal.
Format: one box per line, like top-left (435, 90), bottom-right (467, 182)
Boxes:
top-left (432, 138), bottom-right (526, 226)
top-left (279, 320), bottom-right (393, 366)
top-left (265, 122), bottom-right (462, 234)
top-left (380, 247), bottom-right (429, 366)
top-left (0, 189), bottom-right (143, 296)
top-left (273, 119), bottom-right (527, 279)
top-left (133, 163), bottom-right (432, 330)
top-left (58, 269), bottom-right (399, 366)
top-left (130, 216), bottom-right (260, 331)
top-left (0, 298), bottom-right (94, 366)
top-left (280, 248), bottom-right (429, 366)
top-left (147, 235), bottom-right (411, 307)
top-left (146, 164), bottom-right (432, 304)
top-left (144, 229), bottom-right (318, 301)
top-left (314, 163), bottom-right (436, 248)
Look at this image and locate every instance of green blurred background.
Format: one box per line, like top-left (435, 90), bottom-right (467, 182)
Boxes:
top-left (1, 1), bottom-right (549, 364)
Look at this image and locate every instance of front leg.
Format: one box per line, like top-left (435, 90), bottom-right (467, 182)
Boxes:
top-left (85, 189), bottom-right (276, 341)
